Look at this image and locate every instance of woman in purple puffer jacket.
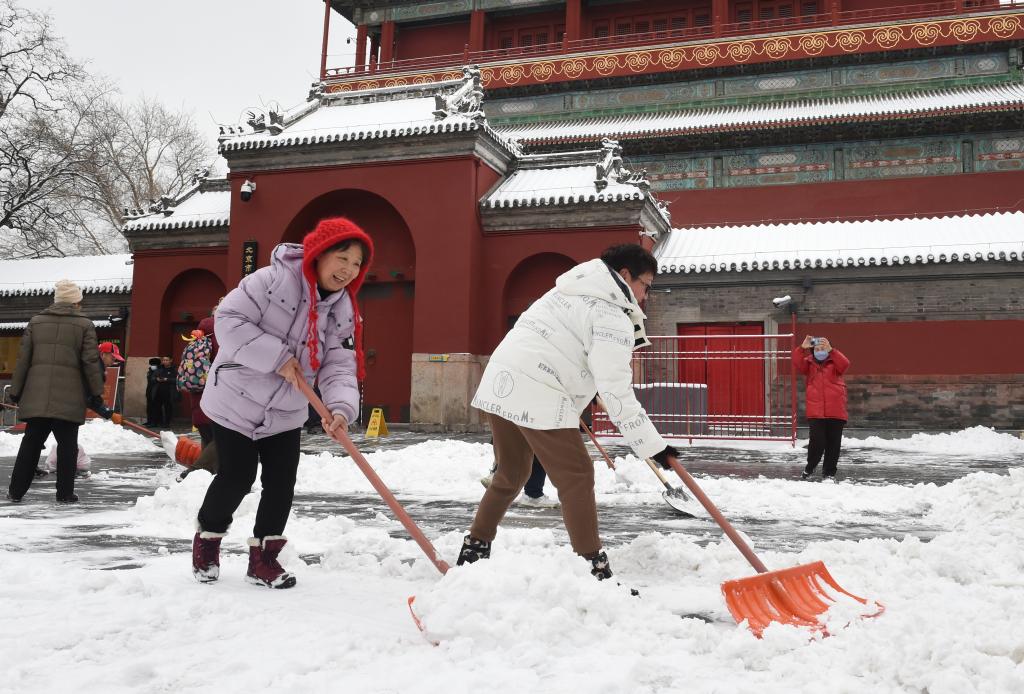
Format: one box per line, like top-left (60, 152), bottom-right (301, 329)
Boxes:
top-left (192, 218), bottom-right (373, 589)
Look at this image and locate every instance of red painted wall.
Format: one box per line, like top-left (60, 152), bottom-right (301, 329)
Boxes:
top-left (586, 0), bottom-right (713, 36)
top-left (128, 249), bottom-right (228, 356)
top-left (479, 226), bottom-right (644, 350)
top-left (485, 10), bottom-right (565, 49)
top-left (396, 20), bottom-right (470, 60)
top-left (797, 320), bottom-right (1024, 374)
top-left (662, 170), bottom-right (1024, 227)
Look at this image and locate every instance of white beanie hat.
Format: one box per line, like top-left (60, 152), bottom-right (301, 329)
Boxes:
top-left (54, 279), bottom-right (83, 304)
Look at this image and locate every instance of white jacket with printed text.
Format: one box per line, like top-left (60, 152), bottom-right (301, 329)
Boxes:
top-left (472, 258), bottom-right (668, 460)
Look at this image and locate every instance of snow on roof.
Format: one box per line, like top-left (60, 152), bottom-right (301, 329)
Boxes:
top-left (0, 255), bottom-right (133, 296)
top-left (219, 68), bottom-right (519, 157)
top-left (122, 179), bottom-right (230, 233)
top-left (482, 140), bottom-right (667, 219)
top-left (499, 83), bottom-right (1024, 144)
top-left (656, 212), bottom-right (1024, 274)
top-left (0, 319), bottom-right (112, 331)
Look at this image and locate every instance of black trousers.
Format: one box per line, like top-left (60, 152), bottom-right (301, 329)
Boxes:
top-left (806, 418), bottom-right (845, 477)
top-left (155, 389), bottom-right (175, 426)
top-left (196, 422), bottom-right (301, 538)
top-left (9, 418), bottom-right (80, 499)
top-left (523, 457), bottom-right (547, 498)
top-left (145, 387), bottom-right (159, 424)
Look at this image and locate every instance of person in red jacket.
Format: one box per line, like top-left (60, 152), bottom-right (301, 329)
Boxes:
top-left (793, 335), bottom-right (850, 481)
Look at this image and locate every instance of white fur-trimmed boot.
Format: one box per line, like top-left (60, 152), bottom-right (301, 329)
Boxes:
top-left (246, 536), bottom-right (296, 589)
top-left (192, 529), bottom-right (227, 583)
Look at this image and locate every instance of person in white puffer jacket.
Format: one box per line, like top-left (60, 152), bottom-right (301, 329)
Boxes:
top-left (460, 244), bottom-right (679, 580)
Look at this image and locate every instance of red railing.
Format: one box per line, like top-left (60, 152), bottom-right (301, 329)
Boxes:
top-left (324, 0), bottom-right (1017, 81)
top-left (591, 333), bottom-right (798, 443)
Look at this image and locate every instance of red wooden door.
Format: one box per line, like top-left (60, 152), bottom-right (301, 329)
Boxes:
top-left (359, 281), bottom-right (414, 423)
top-left (676, 322), bottom-right (766, 431)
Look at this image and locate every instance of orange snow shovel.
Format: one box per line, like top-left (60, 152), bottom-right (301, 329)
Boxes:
top-left (665, 457), bottom-right (883, 636)
top-left (106, 414), bottom-right (202, 466)
top-left (295, 378), bottom-right (450, 575)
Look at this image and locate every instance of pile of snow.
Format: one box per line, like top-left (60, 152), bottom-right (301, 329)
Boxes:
top-left (0, 419), bottom-right (158, 457)
top-left (4, 465), bottom-right (1024, 691)
top-left (843, 426), bottom-right (1024, 456)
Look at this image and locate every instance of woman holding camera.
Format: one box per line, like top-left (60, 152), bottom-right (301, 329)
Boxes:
top-left (793, 335), bottom-right (850, 481)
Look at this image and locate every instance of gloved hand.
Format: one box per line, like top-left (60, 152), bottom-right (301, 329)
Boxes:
top-left (651, 445), bottom-right (679, 470)
top-left (87, 396), bottom-right (114, 420)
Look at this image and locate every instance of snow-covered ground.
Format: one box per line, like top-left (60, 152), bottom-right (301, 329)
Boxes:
top-left (2, 426), bottom-right (1023, 693)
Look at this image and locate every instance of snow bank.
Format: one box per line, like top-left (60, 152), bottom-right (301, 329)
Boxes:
top-left (841, 426), bottom-right (1024, 456)
top-left (0, 419), bottom-right (158, 456)
top-left (4, 466), bottom-right (1024, 692)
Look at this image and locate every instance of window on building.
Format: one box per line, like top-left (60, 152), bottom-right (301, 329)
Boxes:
top-left (634, 20), bottom-right (650, 34)
top-left (653, 18), bottom-right (669, 33)
top-left (801, 1), bottom-right (820, 14)
top-left (736, 6), bottom-right (753, 23)
top-left (694, 13), bottom-right (711, 27)
top-left (498, 31), bottom-right (514, 50)
top-left (615, 21), bottom-right (632, 35)
top-left (671, 16), bottom-right (688, 31)
top-left (593, 22), bottom-right (610, 38)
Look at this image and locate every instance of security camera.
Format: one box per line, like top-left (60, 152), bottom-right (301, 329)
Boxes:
top-left (240, 179), bottom-right (256, 202)
top-left (772, 295), bottom-right (792, 307)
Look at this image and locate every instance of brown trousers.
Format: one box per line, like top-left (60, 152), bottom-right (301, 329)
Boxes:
top-left (470, 413), bottom-right (601, 556)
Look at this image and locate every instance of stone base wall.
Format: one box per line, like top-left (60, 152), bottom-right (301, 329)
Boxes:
top-left (842, 375), bottom-right (1024, 430)
top-left (410, 353), bottom-right (488, 432)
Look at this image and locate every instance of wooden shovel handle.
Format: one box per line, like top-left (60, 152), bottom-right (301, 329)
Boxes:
top-left (666, 457), bottom-right (769, 574)
top-left (295, 377), bottom-right (450, 575)
top-left (644, 457), bottom-right (675, 491)
top-left (579, 419), bottom-right (616, 470)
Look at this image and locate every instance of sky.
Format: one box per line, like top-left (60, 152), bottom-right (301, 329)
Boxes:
top-left (21, 1), bottom-right (357, 147)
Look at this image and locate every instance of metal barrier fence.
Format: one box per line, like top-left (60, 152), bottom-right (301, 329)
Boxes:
top-left (593, 333), bottom-right (797, 443)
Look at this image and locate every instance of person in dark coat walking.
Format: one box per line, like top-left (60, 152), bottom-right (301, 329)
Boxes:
top-left (144, 357), bottom-right (161, 425)
top-left (6, 280), bottom-right (110, 503)
top-left (153, 356), bottom-right (177, 427)
top-left (793, 335), bottom-right (850, 481)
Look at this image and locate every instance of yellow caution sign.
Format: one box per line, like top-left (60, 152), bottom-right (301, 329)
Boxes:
top-left (366, 407), bottom-right (389, 438)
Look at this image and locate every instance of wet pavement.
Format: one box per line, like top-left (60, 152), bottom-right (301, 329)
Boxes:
top-left (0, 427), bottom-right (1017, 565)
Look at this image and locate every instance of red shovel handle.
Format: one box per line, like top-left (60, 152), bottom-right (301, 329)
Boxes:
top-left (666, 457), bottom-right (769, 575)
top-left (294, 378), bottom-right (450, 575)
top-left (111, 414), bottom-right (161, 439)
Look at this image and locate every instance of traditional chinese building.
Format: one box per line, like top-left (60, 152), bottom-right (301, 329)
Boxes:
top-left (118, 0), bottom-right (1024, 431)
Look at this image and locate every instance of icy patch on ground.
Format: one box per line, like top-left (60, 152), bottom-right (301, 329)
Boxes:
top-left (0, 418), bottom-right (158, 456)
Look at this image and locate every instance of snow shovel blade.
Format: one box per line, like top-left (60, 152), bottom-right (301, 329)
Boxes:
top-left (720, 560), bottom-right (884, 637)
top-left (661, 489), bottom-right (701, 517)
top-left (171, 435), bottom-right (201, 467)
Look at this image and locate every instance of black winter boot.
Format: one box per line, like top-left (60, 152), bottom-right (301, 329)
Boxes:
top-left (585, 550), bottom-right (613, 580)
top-left (456, 534), bottom-right (491, 566)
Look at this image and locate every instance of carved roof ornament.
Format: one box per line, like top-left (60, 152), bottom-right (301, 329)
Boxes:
top-left (594, 138), bottom-right (649, 193)
top-left (432, 66), bottom-right (484, 122)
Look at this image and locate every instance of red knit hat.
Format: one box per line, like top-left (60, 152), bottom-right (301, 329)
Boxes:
top-left (301, 217), bottom-right (374, 377)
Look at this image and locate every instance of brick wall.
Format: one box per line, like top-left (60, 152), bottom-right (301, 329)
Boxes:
top-left (646, 262), bottom-right (1024, 430)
